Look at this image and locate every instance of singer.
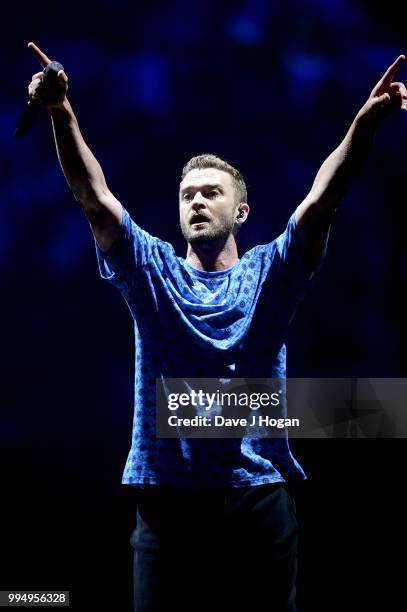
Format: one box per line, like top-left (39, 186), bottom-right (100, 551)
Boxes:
top-left (25, 41), bottom-right (406, 612)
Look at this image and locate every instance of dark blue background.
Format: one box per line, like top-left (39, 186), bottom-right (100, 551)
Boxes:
top-left (1, 1), bottom-right (406, 609)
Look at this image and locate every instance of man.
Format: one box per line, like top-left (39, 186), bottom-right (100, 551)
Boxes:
top-left (27, 42), bottom-right (406, 611)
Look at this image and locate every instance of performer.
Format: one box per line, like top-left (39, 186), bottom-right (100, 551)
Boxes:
top-left (26, 42), bottom-right (406, 611)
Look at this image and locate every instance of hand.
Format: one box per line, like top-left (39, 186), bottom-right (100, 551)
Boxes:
top-left (356, 54), bottom-right (407, 126)
top-left (27, 42), bottom-right (68, 109)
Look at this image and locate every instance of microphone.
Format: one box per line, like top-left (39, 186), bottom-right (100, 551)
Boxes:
top-left (15, 60), bottom-right (64, 139)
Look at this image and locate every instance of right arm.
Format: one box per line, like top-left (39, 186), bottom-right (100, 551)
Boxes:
top-left (28, 42), bottom-right (121, 252)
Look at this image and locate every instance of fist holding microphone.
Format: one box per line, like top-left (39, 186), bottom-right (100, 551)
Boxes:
top-left (15, 42), bottom-right (68, 138)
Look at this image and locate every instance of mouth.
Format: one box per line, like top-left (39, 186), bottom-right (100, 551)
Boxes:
top-left (190, 214), bottom-right (210, 225)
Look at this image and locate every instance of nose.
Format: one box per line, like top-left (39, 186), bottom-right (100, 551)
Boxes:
top-left (191, 192), bottom-right (206, 209)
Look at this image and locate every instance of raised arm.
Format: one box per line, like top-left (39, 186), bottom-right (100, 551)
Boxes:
top-left (295, 54), bottom-right (407, 271)
top-left (27, 42), bottom-right (122, 252)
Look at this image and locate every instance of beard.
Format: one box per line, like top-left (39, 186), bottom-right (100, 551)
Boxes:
top-left (180, 213), bottom-right (236, 246)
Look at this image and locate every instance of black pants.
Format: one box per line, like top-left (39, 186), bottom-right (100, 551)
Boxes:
top-left (130, 483), bottom-right (298, 611)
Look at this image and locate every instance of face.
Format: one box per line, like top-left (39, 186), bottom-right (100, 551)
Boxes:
top-left (179, 168), bottom-right (238, 245)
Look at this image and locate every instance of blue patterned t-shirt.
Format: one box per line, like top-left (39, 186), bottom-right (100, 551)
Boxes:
top-left (95, 205), bottom-right (324, 488)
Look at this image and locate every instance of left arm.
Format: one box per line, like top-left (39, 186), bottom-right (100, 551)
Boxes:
top-left (295, 54), bottom-right (407, 273)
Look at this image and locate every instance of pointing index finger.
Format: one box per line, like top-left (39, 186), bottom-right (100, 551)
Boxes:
top-left (27, 41), bottom-right (51, 68)
top-left (379, 54), bottom-right (406, 87)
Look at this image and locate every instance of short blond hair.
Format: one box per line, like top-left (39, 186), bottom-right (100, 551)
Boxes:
top-left (181, 154), bottom-right (247, 206)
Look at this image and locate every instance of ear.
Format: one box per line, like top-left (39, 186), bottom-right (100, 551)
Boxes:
top-left (235, 202), bottom-right (250, 223)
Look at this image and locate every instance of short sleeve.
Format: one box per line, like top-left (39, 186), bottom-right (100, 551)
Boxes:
top-left (274, 212), bottom-right (328, 286)
top-left (95, 205), bottom-right (156, 298)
